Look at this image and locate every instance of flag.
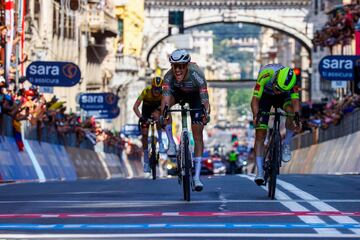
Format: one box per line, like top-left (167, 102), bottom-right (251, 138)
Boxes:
top-left (5, 0), bottom-right (14, 85)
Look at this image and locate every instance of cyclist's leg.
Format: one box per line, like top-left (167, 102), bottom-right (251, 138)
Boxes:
top-left (162, 94), bottom-right (177, 156)
top-left (189, 93), bottom-right (205, 191)
top-left (152, 107), bottom-right (165, 153)
top-left (254, 96), bottom-right (272, 185)
top-left (141, 104), bottom-right (152, 172)
top-left (281, 95), bottom-right (296, 162)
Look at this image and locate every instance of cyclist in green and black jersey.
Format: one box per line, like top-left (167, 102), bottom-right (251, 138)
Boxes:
top-left (251, 64), bottom-right (301, 185)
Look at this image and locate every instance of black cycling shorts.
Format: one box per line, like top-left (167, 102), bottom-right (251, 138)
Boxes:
top-left (142, 101), bottom-right (161, 119)
top-left (257, 92), bottom-right (292, 129)
top-left (171, 88), bottom-right (203, 124)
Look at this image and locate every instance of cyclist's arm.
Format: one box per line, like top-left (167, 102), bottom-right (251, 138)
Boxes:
top-left (133, 90), bottom-right (146, 118)
top-left (290, 85), bottom-right (300, 113)
top-left (291, 98), bottom-right (300, 113)
top-left (192, 68), bottom-right (210, 114)
top-left (133, 98), bottom-right (143, 119)
top-left (161, 71), bottom-right (172, 116)
top-left (251, 96), bottom-right (260, 120)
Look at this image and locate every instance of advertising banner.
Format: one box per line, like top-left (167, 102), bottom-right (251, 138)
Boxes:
top-left (79, 93), bottom-right (119, 111)
top-left (26, 61), bottom-right (81, 86)
top-left (86, 107), bottom-right (120, 119)
top-left (319, 55), bottom-right (360, 81)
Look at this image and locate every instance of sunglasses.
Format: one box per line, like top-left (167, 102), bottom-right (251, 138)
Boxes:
top-left (171, 63), bottom-right (187, 70)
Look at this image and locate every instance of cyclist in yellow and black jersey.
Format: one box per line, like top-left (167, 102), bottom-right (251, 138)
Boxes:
top-left (133, 76), bottom-right (175, 173)
top-left (251, 64), bottom-right (301, 185)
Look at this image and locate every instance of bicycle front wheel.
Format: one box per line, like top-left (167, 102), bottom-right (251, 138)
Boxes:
top-left (268, 133), bottom-right (281, 200)
top-left (150, 136), bottom-right (157, 180)
top-left (181, 134), bottom-right (191, 201)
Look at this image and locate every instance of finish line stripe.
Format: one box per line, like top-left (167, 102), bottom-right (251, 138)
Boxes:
top-left (0, 211), bottom-right (360, 219)
top-left (0, 233), bottom-right (360, 238)
top-left (0, 223), bottom-right (359, 230)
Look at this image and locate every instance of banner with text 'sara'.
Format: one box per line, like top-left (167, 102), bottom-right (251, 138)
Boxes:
top-left (79, 93), bottom-right (119, 110)
top-left (26, 61), bottom-right (81, 87)
top-left (86, 107), bottom-right (121, 119)
top-left (318, 55), bottom-right (360, 81)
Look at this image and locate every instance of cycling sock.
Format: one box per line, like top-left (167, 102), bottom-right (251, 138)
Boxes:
top-left (256, 156), bottom-right (264, 174)
top-left (194, 156), bottom-right (202, 179)
top-left (283, 129), bottom-right (294, 145)
top-left (143, 149), bottom-right (149, 164)
top-left (165, 124), bottom-right (175, 145)
top-left (157, 129), bottom-right (163, 145)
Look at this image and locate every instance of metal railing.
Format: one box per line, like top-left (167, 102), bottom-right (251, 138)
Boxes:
top-left (292, 108), bottom-right (360, 150)
top-left (0, 114), bottom-right (122, 155)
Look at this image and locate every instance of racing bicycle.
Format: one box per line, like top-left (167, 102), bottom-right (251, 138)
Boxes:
top-left (139, 117), bottom-right (159, 180)
top-left (163, 101), bottom-right (206, 201)
top-left (259, 108), bottom-right (294, 200)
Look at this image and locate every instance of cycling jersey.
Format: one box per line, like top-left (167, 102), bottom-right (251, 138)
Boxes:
top-left (137, 86), bottom-right (162, 119)
top-left (253, 64), bottom-right (299, 100)
top-left (138, 86), bottom-right (162, 104)
top-left (163, 63), bottom-right (209, 105)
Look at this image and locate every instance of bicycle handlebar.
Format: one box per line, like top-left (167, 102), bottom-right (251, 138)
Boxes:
top-left (259, 111), bottom-right (294, 117)
top-left (164, 104), bottom-right (206, 114)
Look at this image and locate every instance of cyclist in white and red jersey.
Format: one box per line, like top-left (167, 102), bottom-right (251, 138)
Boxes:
top-left (161, 49), bottom-right (210, 191)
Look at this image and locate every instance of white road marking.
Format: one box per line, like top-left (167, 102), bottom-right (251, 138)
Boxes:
top-left (21, 126), bottom-right (45, 182)
top-left (122, 151), bottom-right (134, 178)
top-left (239, 175), bottom-right (340, 234)
top-left (0, 199), bottom-right (359, 204)
top-left (0, 233), bottom-right (359, 238)
top-left (277, 178), bottom-right (360, 234)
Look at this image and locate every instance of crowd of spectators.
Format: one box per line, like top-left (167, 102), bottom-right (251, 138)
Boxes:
top-left (312, 4), bottom-right (360, 50)
top-left (0, 85), bottom-right (128, 152)
top-left (0, 16), bottom-right (128, 154)
top-left (300, 94), bottom-right (360, 132)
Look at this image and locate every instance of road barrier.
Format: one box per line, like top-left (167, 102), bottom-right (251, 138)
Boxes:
top-left (284, 130), bottom-right (360, 174)
top-left (0, 114), bottom-right (141, 182)
top-left (292, 108), bottom-right (360, 150)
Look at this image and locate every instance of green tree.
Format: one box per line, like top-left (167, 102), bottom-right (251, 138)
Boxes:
top-left (227, 88), bottom-right (252, 116)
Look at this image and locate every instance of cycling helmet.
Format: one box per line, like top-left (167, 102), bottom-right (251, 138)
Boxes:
top-left (152, 76), bottom-right (163, 87)
top-left (275, 67), bottom-right (296, 91)
top-left (169, 49), bottom-right (191, 64)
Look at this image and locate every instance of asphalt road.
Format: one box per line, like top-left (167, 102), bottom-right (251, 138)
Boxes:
top-left (0, 174), bottom-right (359, 239)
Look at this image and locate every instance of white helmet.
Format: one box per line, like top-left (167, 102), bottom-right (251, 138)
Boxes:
top-left (169, 49), bottom-right (191, 63)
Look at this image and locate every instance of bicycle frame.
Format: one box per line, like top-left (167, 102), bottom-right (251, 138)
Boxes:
top-left (148, 119), bottom-right (158, 180)
top-left (139, 118), bottom-right (159, 180)
top-left (165, 102), bottom-right (203, 201)
top-left (261, 107), bottom-right (291, 199)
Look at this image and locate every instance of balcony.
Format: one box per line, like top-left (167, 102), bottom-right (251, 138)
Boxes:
top-left (110, 54), bottom-right (140, 88)
top-left (115, 54), bottom-right (140, 73)
top-left (87, 9), bottom-right (117, 37)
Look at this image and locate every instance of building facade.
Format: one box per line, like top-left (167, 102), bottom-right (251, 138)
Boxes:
top-left (112, 0), bottom-right (145, 129)
top-left (25, 0), bottom-right (118, 123)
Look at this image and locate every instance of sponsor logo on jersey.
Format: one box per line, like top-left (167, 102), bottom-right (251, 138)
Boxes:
top-left (192, 72), bottom-right (204, 84)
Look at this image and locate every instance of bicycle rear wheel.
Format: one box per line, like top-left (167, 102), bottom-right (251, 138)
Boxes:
top-left (182, 134), bottom-right (191, 201)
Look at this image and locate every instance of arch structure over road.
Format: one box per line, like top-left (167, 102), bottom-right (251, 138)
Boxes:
top-left (143, 0), bottom-right (313, 64)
